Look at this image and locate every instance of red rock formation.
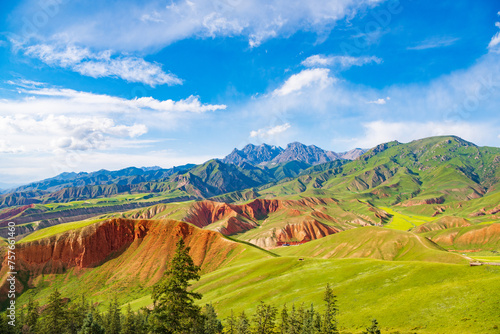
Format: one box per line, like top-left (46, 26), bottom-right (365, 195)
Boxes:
top-left (217, 217), bottom-right (258, 235)
top-left (184, 201), bottom-right (240, 228)
top-left (0, 218), bottom-right (243, 302)
top-left (276, 219), bottom-right (339, 243)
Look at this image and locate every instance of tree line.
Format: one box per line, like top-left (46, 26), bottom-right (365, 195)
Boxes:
top-left (1, 238), bottom-right (382, 334)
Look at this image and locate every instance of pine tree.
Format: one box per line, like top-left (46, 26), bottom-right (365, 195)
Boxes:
top-left (25, 297), bottom-right (40, 333)
top-left (204, 304), bottom-right (223, 334)
top-left (287, 304), bottom-right (301, 334)
top-left (362, 319), bottom-right (381, 334)
top-left (41, 289), bottom-right (67, 334)
top-left (313, 312), bottom-right (322, 334)
top-left (225, 310), bottom-right (237, 334)
top-left (79, 312), bottom-right (105, 334)
top-left (280, 304), bottom-right (289, 334)
top-left (322, 284), bottom-right (338, 334)
top-left (150, 237), bottom-right (203, 333)
top-left (236, 311), bottom-right (250, 334)
top-left (301, 304), bottom-right (315, 334)
top-left (68, 295), bottom-right (89, 334)
top-left (135, 308), bottom-right (150, 334)
top-left (104, 296), bottom-right (122, 334)
top-left (121, 304), bottom-right (137, 334)
top-left (252, 301), bottom-right (277, 334)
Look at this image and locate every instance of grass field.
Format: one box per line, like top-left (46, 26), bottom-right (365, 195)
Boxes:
top-left (18, 218), bottom-right (108, 243)
top-left (193, 257), bottom-right (500, 334)
top-left (273, 226), bottom-right (467, 264)
top-left (381, 207), bottom-right (433, 231)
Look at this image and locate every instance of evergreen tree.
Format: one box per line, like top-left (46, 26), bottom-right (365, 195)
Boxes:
top-left (135, 308), bottom-right (150, 334)
top-left (301, 305), bottom-right (315, 334)
top-left (280, 304), bottom-right (289, 334)
top-left (104, 296), bottom-right (122, 334)
top-left (236, 311), bottom-right (250, 334)
top-left (25, 297), bottom-right (40, 333)
top-left (362, 319), bottom-right (381, 334)
top-left (40, 289), bottom-right (67, 334)
top-left (313, 312), bottom-right (322, 334)
top-left (225, 310), bottom-right (237, 334)
top-left (252, 301), bottom-right (277, 334)
top-left (322, 284), bottom-right (338, 334)
top-left (204, 304), bottom-right (223, 334)
top-left (79, 312), bottom-right (105, 334)
top-left (150, 237), bottom-right (202, 333)
top-left (121, 304), bottom-right (137, 334)
top-left (287, 304), bottom-right (301, 334)
top-left (68, 295), bottom-right (89, 334)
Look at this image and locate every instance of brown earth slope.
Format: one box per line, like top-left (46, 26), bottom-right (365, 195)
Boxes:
top-left (413, 216), bottom-right (472, 233)
top-left (425, 223), bottom-right (500, 250)
top-left (0, 218), bottom-right (267, 304)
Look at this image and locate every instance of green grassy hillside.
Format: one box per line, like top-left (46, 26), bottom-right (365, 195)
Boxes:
top-left (193, 256), bottom-right (500, 334)
top-left (273, 226), bottom-right (466, 264)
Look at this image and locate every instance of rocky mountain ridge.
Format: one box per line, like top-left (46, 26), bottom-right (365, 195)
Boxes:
top-left (223, 142), bottom-right (366, 166)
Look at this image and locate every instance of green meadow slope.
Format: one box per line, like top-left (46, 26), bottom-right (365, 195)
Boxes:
top-left (273, 226), bottom-right (467, 264)
top-left (194, 256), bottom-right (500, 334)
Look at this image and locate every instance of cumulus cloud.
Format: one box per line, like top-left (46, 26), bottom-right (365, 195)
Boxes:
top-left (24, 44), bottom-right (181, 86)
top-left (0, 114), bottom-right (147, 152)
top-left (0, 83), bottom-right (226, 154)
top-left (250, 123), bottom-right (291, 139)
top-left (302, 55), bottom-right (382, 69)
top-left (272, 68), bottom-right (334, 96)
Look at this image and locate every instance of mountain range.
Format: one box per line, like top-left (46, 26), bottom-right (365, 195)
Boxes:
top-left (0, 142), bottom-right (364, 206)
top-left (222, 142), bottom-right (366, 166)
top-left (1, 135), bottom-right (499, 233)
top-left (1, 135), bottom-right (499, 333)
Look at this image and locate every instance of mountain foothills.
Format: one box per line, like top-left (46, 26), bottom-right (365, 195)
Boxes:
top-left (0, 135), bottom-right (500, 333)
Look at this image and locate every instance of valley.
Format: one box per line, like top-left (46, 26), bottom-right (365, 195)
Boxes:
top-left (0, 135), bottom-right (499, 333)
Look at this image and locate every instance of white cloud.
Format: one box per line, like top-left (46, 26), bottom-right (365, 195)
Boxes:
top-left (0, 140), bottom-right (25, 154)
top-left (0, 84), bottom-right (226, 154)
top-left (0, 149), bottom-right (217, 185)
top-left (367, 97), bottom-right (390, 104)
top-left (272, 68), bottom-right (334, 96)
top-left (407, 37), bottom-right (460, 50)
top-left (24, 44), bottom-right (181, 86)
top-left (351, 121), bottom-right (495, 149)
top-left (241, 41), bottom-right (500, 152)
top-left (489, 22), bottom-right (500, 51)
top-left (0, 114), bottom-right (147, 152)
top-left (12, 0), bottom-right (385, 51)
top-left (2, 85), bottom-right (226, 115)
top-left (302, 55), bottom-right (382, 69)
top-left (250, 123), bottom-right (291, 139)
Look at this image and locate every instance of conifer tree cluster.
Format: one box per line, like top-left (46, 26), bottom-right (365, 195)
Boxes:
top-left (1, 238), bottom-right (381, 333)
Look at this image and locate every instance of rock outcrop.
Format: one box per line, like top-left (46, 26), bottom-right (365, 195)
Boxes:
top-left (0, 218), bottom-right (244, 303)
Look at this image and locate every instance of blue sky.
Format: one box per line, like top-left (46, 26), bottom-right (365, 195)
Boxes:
top-left (0, 0), bottom-right (500, 186)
